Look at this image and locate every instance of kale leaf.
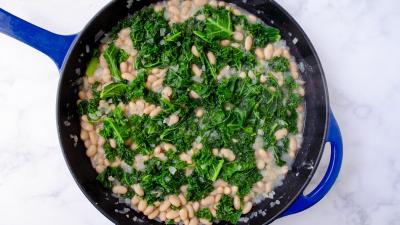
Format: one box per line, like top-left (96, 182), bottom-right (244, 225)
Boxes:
top-left (216, 195), bottom-right (242, 224)
top-left (103, 44), bottom-right (129, 81)
top-left (269, 56), bottom-right (290, 72)
top-left (196, 208), bottom-right (214, 221)
top-left (100, 82), bottom-right (128, 99)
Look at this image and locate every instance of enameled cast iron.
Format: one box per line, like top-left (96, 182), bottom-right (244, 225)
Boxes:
top-left (0, 0), bottom-right (343, 224)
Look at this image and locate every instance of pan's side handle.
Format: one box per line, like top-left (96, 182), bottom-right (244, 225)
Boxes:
top-left (280, 109), bottom-right (343, 217)
top-left (0, 8), bottom-right (76, 69)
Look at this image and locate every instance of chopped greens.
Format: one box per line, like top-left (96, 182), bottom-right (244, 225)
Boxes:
top-left (85, 57), bottom-right (99, 76)
top-left (103, 44), bottom-right (129, 81)
top-left (216, 195), bottom-right (242, 224)
top-left (79, 3), bottom-right (304, 224)
top-left (195, 6), bottom-right (233, 41)
top-left (269, 56), bottom-right (290, 72)
top-left (196, 208), bottom-right (214, 221)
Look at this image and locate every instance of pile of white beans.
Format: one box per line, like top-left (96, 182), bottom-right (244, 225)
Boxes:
top-left (77, 0), bottom-right (305, 224)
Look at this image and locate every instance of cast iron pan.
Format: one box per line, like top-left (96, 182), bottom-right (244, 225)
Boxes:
top-left (0, 0), bottom-right (343, 224)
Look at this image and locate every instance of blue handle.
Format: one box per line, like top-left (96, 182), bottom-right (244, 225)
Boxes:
top-left (0, 8), bottom-right (76, 69)
top-left (280, 110), bottom-right (343, 216)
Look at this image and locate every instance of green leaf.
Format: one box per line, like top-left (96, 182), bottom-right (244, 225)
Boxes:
top-left (100, 82), bottom-right (128, 99)
top-left (216, 195), bottom-right (242, 224)
top-left (196, 208), bottom-right (214, 221)
top-left (103, 44), bottom-right (129, 81)
top-left (85, 57), bottom-right (99, 76)
top-left (197, 6), bottom-right (233, 41)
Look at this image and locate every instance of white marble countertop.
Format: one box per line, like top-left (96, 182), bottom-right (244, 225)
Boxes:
top-left (0, 0), bottom-right (399, 224)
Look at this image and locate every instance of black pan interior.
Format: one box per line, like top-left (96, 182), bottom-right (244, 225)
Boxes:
top-left (57, 0), bottom-right (329, 224)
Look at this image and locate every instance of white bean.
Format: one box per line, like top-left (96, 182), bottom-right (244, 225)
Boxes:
top-left (89, 131), bottom-right (98, 145)
top-left (148, 209), bottom-right (160, 219)
top-left (195, 108), bottom-right (204, 118)
top-left (169, 6), bottom-right (180, 16)
top-left (143, 104), bottom-right (156, 115)
top-left (215, 194), bottom-right (222, 204)
top-left (86, 145), bottom-right (97, 157)
top-left (112, 185), bottom-right (127, 195)
top-left (192, 202), bottom-right (200, 211)
top-left (245, 36), bottom-right (253, 51)
top-left (81, 121), bottom-right (93, 131)
top-left (186, 204), bottom-right (195, 218)
top-left (290, 61), bottom-right (299, 79)
top-left (138, 200), bottom-right (148, 211)
top-left (122, 72), bottom-right (134, 81)
top-left (209, 207), bottom-right (217, 217)
top-left (131, 195), bottom-right (140, 206)
top-left (289, 136), bottom-right (297, 153)
top-left (179, 208), bottom-right (189, 220)
top-left (260, 75), bottom-right (267, 83)
top-left (255, 47), bottom-right (265, 59)
top-left (192, 64), bottom-right (202, 77)
top-left (133, 184), bottom-right (144, 196)
top-left (239, 71), bottom-right (247, 78)
top-left (231, 43), bottom-right (241, 48)
top-left (297, 87), bottom-right (305, 96)
top-left (283, 49), bottom-right (291, 59)
top-left (191, 45), bottom-right (200, 57)
top-left (109, 138), bottom-right (117, 148)
top-left (163, 143), bottom-right (176, 151)
top-left (233, 31), bottom-right (244, 41)
top-left (273, 48), bottom-right (283, 57)
top-left (194, 0), bottom-right (207, 7)
top-left (242, 202), bottom-right (253, 214)
top-left (189, 90), bottom-right (201, 99)
top-left (220, 39), bottom-right (231, 46)
top-left (167, 114), bottom-right (180, 126)
top-left (151, 78), bottom-right (164, 92)
top-left (257, 149), bottom-right (268, 159)
top-left (264, 44), bottom-right (274, 60)
top-left (274, 128), bottom-right (288, 140)
top-left (248, 14), bottom-right (257, 23)
top-left (166, 210), bottom-right (180, 219)
top-left (207, 52), bottom-right (216, 65)
top-left (160, 200), bottom-right (171, 212)
top-left (95, 164), bottom-right (105, 173)
top-left (143, 205), bottom-right (155, 215)
top-left (179, 194), bottom-right (187, 205)
top-left (218, 1), bottom-right (226, 6)
top-left (189, 218), bottom-right (199, 225)
top-left (201, 196), bottom-right (214, 206)
top-left (169, 195), bottom-right (181, 207)
top-left (231, 186), bottom-right (238, 195)
top-left (234, 195), bottom-right (241, 210)
top-left (264, 182), bottom-right (273, 193)
top-left (120, 62), bottom-right (128, 73)
top-left (223, 186), bottom-right (231, 195)
top-left (149, 106), bottom-right (162, 118)
top-left (175, 217), bottom-right (182, 223)
top-left (256, 160), bottom-right (265, 170)
top-left (78, 91), bottom-right (86, 100)
top-left (200, 219), bottom-right (212, 225)
top-left (80, 130), bottom-right (88, 140)
top-left (159, 212), bottom-right (167, 221)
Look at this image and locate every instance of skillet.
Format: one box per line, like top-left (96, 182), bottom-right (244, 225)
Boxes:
top-left (0, 0), bottom-right (343, 224)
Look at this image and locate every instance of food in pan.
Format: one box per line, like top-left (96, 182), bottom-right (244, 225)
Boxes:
top-left (77, 0), bottom-right (305, 224)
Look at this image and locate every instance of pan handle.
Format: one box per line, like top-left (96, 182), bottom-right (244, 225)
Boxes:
top-left (0, 8), bottom-right (76, 69)
top-left (280, 109), bottom-right (343, 217)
